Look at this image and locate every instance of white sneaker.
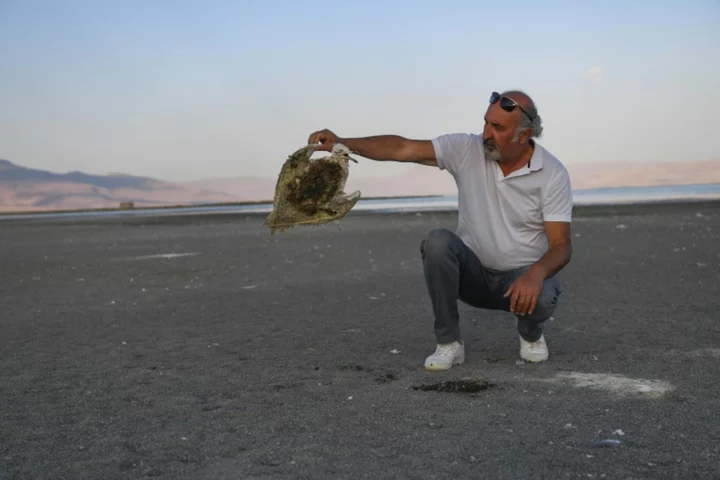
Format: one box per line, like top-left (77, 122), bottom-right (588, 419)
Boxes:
top-left (519, 335), bottom-right (549, 362)
top-left (424, 341), bottom-right (465, 371)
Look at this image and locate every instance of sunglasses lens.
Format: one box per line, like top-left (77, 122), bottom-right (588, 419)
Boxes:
top-left (499, 97), bottom-right (517, 112)
top-left (489, 92), bottom-right (534, 121)
top-left (490, 92), bottom-right (517, 112)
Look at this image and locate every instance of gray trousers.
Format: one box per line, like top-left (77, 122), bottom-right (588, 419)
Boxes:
top-left (420, 228), bottom-right (561, 344)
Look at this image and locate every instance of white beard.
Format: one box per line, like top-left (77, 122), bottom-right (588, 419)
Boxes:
top-left (484, 144), bottom-right (503, 163)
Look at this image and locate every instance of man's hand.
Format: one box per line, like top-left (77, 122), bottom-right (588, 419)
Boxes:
top-left (504, 266), bottom-right (545, 316)
top-left (504, 222), bottom-right (572, 317)
top-left (308, 129), bottom-right (341, 151)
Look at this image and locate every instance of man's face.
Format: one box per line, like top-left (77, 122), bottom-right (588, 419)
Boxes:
top-left (482, 101), bottom-right (527, 163)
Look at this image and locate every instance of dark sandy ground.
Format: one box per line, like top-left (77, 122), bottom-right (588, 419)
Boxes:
top-left (1, 201), bottom-right (719, 479)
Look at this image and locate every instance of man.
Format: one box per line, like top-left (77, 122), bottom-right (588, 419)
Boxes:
top-left (307, 90), bottom-right (573, 371)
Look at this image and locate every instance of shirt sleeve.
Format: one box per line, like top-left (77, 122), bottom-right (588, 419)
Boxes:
top-left (542, 167), bottom-right (573, 222)
top-left (431, 133), bottom-right (472, 177)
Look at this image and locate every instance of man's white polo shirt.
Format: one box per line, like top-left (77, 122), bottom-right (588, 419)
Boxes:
top-left (431, 133), bottom-right (573, 272)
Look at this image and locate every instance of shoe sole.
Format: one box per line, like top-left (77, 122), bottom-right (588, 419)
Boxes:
top-left (424, 356), bottom-right (465, 372)
top-left (520, 353), bottom-right (549, 363)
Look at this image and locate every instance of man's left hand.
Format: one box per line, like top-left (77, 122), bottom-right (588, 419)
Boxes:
top-left (504, 267), bottom-right (545, 316)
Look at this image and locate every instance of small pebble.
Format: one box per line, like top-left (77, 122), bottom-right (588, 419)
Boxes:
top-left (592, 439), bottom-right (622, 448)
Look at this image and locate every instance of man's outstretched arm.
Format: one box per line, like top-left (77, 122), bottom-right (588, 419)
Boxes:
top-left (307, 129), bottom-right (438, 166)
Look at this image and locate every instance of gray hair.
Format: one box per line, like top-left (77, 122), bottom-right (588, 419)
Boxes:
top-left (516, 111), bottom-right (543, 139)
top-left (501, 90), bottom-right (544, 140)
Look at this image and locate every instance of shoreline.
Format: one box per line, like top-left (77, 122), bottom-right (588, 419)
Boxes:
top-left (2, 182), bottom-right (720, 218)
top-left (1, 196), bottom-right (718, 225)
top-left (0, 194), bottom-right (444, 217)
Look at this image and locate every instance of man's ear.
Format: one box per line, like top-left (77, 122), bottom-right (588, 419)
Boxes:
top-left (520, 128), bottom-right (533, 145)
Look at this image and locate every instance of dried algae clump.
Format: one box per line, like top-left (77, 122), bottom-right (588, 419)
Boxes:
top-left (411, 377), bottom-right (494, 394)
top-left (265, 143), bottom-right (361, 234)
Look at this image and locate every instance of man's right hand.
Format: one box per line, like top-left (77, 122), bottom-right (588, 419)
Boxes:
top-left (307, 129), bottom-right (340, 151)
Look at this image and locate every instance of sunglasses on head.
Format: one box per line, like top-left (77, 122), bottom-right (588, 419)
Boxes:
top-left (489, 91), bottom-right (534, 122)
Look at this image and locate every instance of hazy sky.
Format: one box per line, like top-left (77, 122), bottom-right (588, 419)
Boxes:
top-left (1, 0), bottom-right (719, 182)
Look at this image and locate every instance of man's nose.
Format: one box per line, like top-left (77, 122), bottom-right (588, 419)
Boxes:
top-left (482, 124), bottom-right (492, 140)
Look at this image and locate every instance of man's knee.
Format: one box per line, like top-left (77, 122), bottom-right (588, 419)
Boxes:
top-left (530, 280), bottom-right (561, 320)
top-left (420, 228), bottom-right (456, 261)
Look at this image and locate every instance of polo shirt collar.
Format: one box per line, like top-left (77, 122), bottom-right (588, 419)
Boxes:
top-left (496, 141), bottom-right (544, 181)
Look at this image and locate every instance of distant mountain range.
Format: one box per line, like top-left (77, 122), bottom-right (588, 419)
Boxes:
top-left (1, 156), bottom-right (719, 212)
top-left (0, 159), bottom-right (236, 212)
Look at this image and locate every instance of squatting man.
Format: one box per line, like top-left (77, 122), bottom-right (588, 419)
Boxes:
top-left (308, 90), bottom-right (573, 371)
